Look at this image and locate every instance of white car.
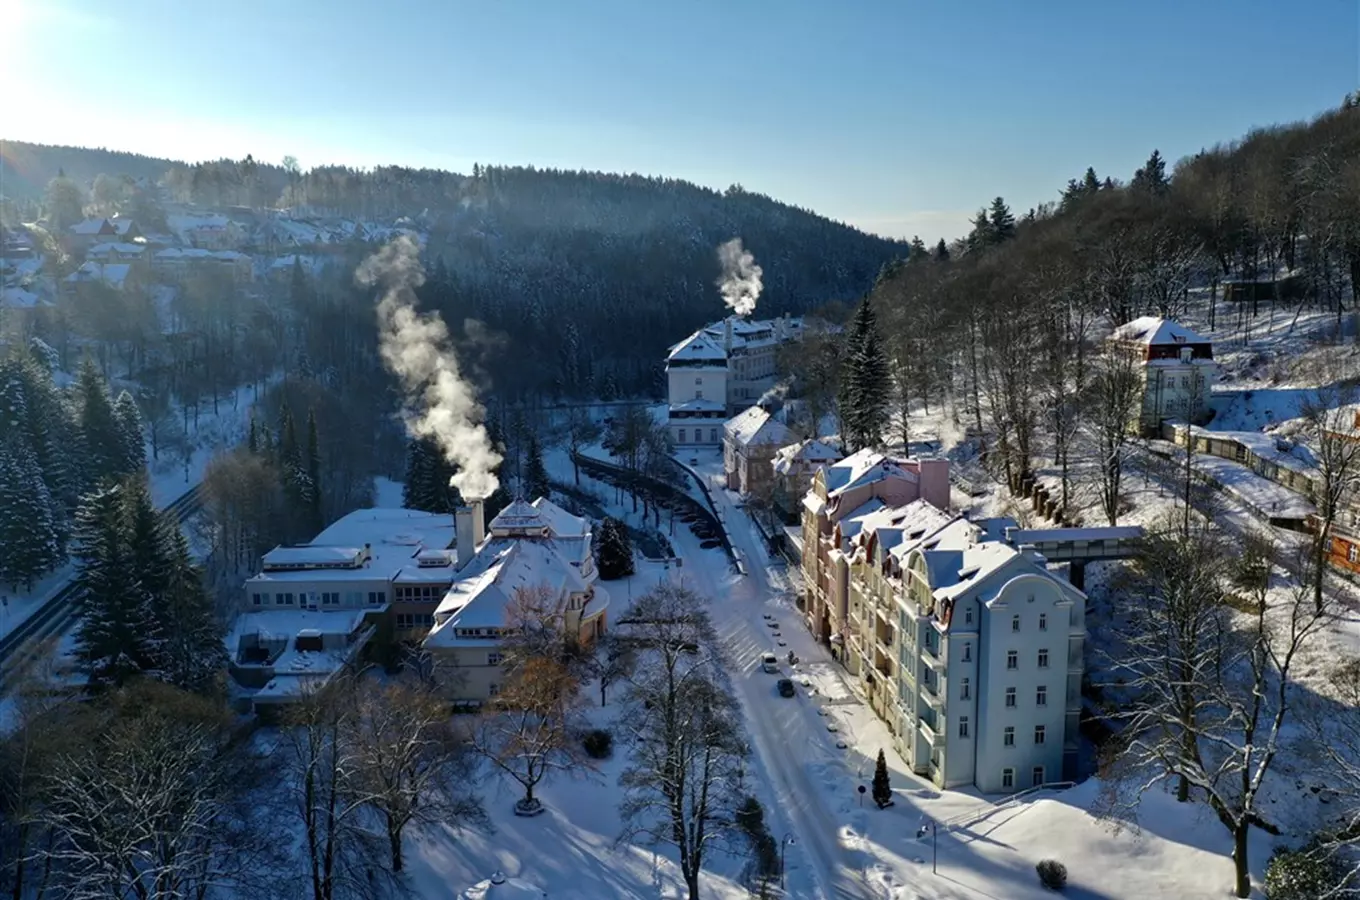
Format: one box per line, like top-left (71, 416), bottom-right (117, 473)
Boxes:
top-left (761, 652), bottom-right (779, 673)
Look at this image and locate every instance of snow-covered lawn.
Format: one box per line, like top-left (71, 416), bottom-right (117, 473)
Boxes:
top-left (147, 377), bottom-right (277, 507)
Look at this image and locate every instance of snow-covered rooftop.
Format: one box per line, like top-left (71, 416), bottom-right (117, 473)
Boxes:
top-left (1110, 315), bottom-right (1211, 346)
top-left (531, 496), bottom-right (589, 539)
top-left (822, 449), bottom-right (919, 501)
top-left (725, 405), bottom-right (794, 448)
top-left (248, 508), bottom-right (455, 584)
top-left (69, 217), bottom-right (112, 235)
top-left (65, 261), bottom-right (130, 288)
top-left (666, 331), bottom-right (728, 364)
top-left (0, 286), bottom-right (44, 309)
top-left (772, 438), bottom-right (840, 475)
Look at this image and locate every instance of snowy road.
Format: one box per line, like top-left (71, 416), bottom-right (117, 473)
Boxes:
top-left (669, 462), bottom-right (880, 900)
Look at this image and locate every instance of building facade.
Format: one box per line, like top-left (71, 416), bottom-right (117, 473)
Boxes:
top-left (422, 497), bottom-right (608, 703)
top-left (844, 513), bottom-right (1085, 793)
top-left (665, 314), bottom-right (804, 448)
top-left (1108, 316), bottom-right (1217, 435)
top-left (723, 405), bottom-right (794, 496)
top-left (800, 450), bottom-right (951, 649)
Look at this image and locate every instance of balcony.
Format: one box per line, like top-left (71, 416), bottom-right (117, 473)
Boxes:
top-left (918, 716), bottom-right (944, 749)
top-left (875, 655), bottom-right (894, 679)
top-left (922, 642), bottom-right (946, 671)
top-left (920, 680), bottom-right (944, 710)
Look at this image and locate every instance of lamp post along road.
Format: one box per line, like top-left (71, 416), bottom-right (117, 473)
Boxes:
top-left (780, 832), bottom-right (795, 891)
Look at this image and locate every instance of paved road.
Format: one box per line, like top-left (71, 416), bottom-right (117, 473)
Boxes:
top-left (669, 462), bottom-right (877, 900)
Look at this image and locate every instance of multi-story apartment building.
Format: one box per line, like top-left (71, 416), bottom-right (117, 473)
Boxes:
top-left (843, 510), bottom-right (1086, 793)
top-left (1108, 316), bottom-right (1217, 435)
top-left (665, 314), bottom-right (805, 448)
top-left (800, 449), bottom-right (950, 650)
top-left (772, 438), bottom-right (841, 520)
top-left (422, 497), bottom-right (607, 702)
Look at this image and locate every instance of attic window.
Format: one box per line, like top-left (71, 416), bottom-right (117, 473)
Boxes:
top-left (908, 529), bottom-right (926, 540)
top-left (957, 566), bottom-right (980, 581)
top-left (923, 540), bottom-right (940, 551)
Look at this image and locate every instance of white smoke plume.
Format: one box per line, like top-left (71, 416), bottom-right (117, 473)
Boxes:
top-left (715, 238), bottom-right (762, 317)
top-left (357, 236), bottom-right (502, 502)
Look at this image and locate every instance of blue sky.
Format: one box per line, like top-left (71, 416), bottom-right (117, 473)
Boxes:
top-left (2, 0), bottom-right (1355, 240)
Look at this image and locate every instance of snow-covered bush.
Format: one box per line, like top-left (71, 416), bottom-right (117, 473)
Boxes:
top-left (1036, 859), bottom-right (1067, 891)
top-left (583, 728), bottom-right (613, 759)
top-left (1264, 845), bottom-right (1343, 900)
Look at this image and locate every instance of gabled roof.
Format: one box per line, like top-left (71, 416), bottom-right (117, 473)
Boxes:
top-left (823, 449), bottom-right (918, 501)
top-left (725, 405), bottom-right (793, 448)
top-left (69, 218), bottom-right (113, 236)
top-left (772, 439), bottom-right (840, 475)
top-left (1110, 316), bottom-right (1210, 346)
top-left (532, 497), bottom-right (589, 539)
top-left (666, 330), bottom-right (728, 363)
top-left (426, 538), bottom-right (588, 644)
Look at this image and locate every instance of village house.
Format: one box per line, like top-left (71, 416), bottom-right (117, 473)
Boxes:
top-left (800, 449), bottom-right (950, 650)
top-left (723, 405), bottom-right (794, 496)
top-left (233, 507), bottom-right (456, 714)
top-left (422, 498), bottom-right (607, 704)
top-left (64, 261), bottom-right (144, 295)
top-left (167, 212), bottom-right (247, 250)
top-left (665, 314), bottom-right (805, 448)
top-left (844, 508), bottom-right (1086, 792)
top-left (153, 247), bottom-right (255, 285)
top-left (771, 438), bottom-right (841, 521)
top-left (1108, 316), bottom-right (1217, 435)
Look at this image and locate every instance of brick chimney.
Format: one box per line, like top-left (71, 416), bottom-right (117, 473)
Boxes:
top-left (455, 500), bottom-right (486, 569)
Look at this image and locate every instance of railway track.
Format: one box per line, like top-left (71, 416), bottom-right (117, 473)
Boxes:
top-left (0, 483), bottom-right (204, 694)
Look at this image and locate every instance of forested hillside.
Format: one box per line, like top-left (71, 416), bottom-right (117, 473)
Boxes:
top-left (2, 140), bottom-right (907, 399)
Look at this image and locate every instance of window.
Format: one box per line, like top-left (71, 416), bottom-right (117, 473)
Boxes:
top-left (1038, 613), bottom-right (1048, 631)
top-left (1004, 727), bottom-right (1015, 747)
top-left (1350, 543), bottom-right (1358, 564)
top-left (679, 429), bottom-right (687, 443)
top-left (958, 716), bottom-right (970, 738)
top-left (1036, 685), bottom-right (1048, 706)
top-left (251, 592), bottom-right (263, 607)
top-left (962, 643), bottom-right (972, 662)
top-left (368, 591), bottom-right (385, 606)
top-left (1181, 376), bottom-right (1190, 389)
top-left (1002, 768), bottom-right (1015, 790)
top-left (1006, 650), bottom-right (1018, 670)
top-left (960, 677), bottom-right (970, 701)
top-left (277, 592), bottom-right (294, 606)
top-left (1034, 725), bottom-right (1046, 745)
top-left (1032, 766), bottom-right (1045, 787)
top-left (396, 613), bottom-right (413, 628)
top-left (488, 684), bottom-right (499, 697)
top-left (695, 377), bottom-right (702, 384)
top-left (1005, 687), bottom-right (1017, 707)
top-left (695, 389), bottom-right (703, 399)
top-left (965, 607), bottom-right (973, 625)
top-left (321, 592), bottom-right (339, 606)
top-left (1038, 649), bottom-right (1050, 669)
top-left (709, 429), bottom-right (718, 442)
top-left (488, 652), bottom-right (503, 666)
top-left (1012, 615), bottom-right (1020, 632)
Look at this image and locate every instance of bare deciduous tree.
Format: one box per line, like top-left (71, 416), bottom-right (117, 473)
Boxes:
top-left (346, 680), bottom-right (484, 872)
top-left (468, 656), bottom-right (590, 814)
top-left (1299, 385), bottom-right (1360, 613)
top-left (617, 584), bottom-right (748, 900)
top-left (1086, 344), bottom-right (1145, 525)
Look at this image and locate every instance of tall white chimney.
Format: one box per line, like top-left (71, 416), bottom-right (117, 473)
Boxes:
top-left (454, 500), bottom-right (487, 569)
top-left (724, 317), bottom-right (733, 354)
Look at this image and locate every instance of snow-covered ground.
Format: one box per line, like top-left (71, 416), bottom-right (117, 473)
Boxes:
top-left (148, 377), bottom-right (277, 507)
top-left (419, 439), bottom-right (1263, 899)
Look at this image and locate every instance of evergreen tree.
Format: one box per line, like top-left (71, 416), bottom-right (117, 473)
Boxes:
top-left (933, 239), bottom-right (950, 263)
top-left (1083, 166), bottom-right (1102, 194)
top-left (156, 526), bottom-right (228, 694)
top-left (965, 208), bottom-right (994, 253)
top-left (596, 517), bottom-right (634, 580)
top-left (72, 483), bottom-right (159, 689)
top-left (482, 418), bottom-right (512, 521)
top-left (402, 437), bottom-right (458, 513)
top-left (113, 389), bottom-right (147, 474)
top-left (124, 477), bottom-right (173, 602)
top-left (247, 416), bottom-right (260, 454)
top-left (73, 358), bottom-right (124, 486)
top-left (872, 749), bottom-right (893, 809)
top-left (988, 197), bottom-right (1016, 243)
top-left (837, 297), bottom-right (891, 453)
top-left (1131, 149), bottom-right (1169, 195)
top-left (908, 236), bottom-right (928, 261)
top-left (524, 433), bottom-right (551, 501)
top-left (0, 437), bottom-right (63, 590)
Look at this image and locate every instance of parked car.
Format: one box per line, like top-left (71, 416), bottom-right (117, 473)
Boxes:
top-left (776, 678), bottom-right (796, 698)
top-left (761, 652), bottom-right (779, 673)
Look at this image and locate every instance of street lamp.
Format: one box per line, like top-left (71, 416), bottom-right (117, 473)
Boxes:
top-left (780, 832), bottom-right (796, 890)
top-left (916, 819), bottom-right (938, 874)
